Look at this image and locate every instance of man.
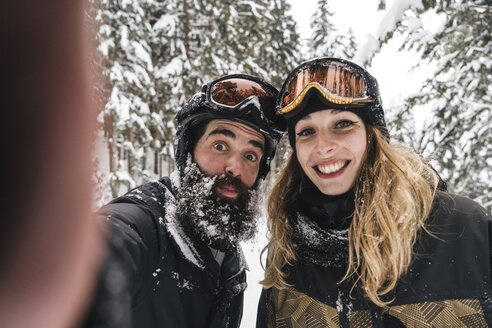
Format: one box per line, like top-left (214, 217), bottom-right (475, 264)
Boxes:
top-left (84, 75), bottom-right (285, 328)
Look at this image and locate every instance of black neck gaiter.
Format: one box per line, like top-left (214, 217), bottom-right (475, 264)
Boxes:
top-left (290, 184), bottom-right (355, 269)
top-left (295, 183), bottom-right (355, 230)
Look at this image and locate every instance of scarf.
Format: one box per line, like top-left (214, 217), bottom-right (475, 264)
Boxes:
top-left (290, 185), bottom-right (355, 269)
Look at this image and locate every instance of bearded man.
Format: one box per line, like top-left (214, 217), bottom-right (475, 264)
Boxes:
top-left (83, 75), bottom-right (285, 328)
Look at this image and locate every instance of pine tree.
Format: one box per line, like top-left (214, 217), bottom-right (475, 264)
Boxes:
top-left (255, 0), bottom-right (301, 87)
top-left (252, 0), bottom-right (302, 187)
top-left (364, 0), bottom-right (492, 210)
top-left (92, 0), bottom-right (171, 198)
top-left (148, 0), bottom-right (186, 177)
top-left (218, 0), bottom-right (271, 75)
top-left (309, 0), bottom-right (357, 59)
top-left (405, 1), bottom-right (491, 210)
top-left (90, 0), bottom-right (303, 200)
top-left (205, 0), bottom-right (302, 86)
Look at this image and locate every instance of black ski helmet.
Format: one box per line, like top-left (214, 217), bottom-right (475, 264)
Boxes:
top-left (174, 75), bottom-right (285, 181)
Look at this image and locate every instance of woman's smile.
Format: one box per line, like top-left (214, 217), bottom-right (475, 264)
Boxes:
top-left (314, 160), bottom-right (350, 175)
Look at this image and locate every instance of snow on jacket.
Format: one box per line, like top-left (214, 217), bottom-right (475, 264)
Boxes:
top-left (83, 176), bottom-right (247, 328)
top-left (257, 190), bottom-right (492, 327)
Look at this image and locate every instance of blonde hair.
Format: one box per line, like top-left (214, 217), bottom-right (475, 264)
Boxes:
top-left (261, 126), bottom-right (439, 307)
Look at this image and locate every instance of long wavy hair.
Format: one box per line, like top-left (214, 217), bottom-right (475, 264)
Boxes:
top-left (260, 125), bottom-right (439, 307)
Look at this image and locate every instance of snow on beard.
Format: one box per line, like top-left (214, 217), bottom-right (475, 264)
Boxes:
top-left (176, 157), bottom-right (260, 250)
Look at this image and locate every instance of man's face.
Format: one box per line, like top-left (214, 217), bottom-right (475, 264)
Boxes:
top-left (193, 119), bottom-right (265, 198)
top-left (176, 119), bottom-right (265, 249)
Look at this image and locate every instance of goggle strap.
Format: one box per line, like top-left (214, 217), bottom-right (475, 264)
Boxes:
top-left (212, 94), bottom-right (262, 110)
top-left (278, 83), bottom-right (374, 115)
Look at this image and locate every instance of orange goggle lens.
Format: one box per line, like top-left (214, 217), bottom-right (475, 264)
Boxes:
top-left (211, 78), bottom-right (277, 122)
top-left (278, 61), bottom-right (374, 115)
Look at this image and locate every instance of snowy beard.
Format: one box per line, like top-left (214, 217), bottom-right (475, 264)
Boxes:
top-left (176, 158), bottom-right (260, 251)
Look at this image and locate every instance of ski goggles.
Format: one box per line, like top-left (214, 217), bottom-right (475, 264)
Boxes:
top-left (276, 58), bottom-right (377, 116)
top-left (205, 74), bottom-right (279, 126)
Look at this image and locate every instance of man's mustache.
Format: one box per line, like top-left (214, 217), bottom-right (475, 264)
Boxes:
top-left (212, 175), bottom-right (249, 198)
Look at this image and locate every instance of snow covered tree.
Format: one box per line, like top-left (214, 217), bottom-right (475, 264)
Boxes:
top-left (91, 0), bottom-right (234, 199)
top-left (361, 0), bottom-right (492, 210)
top-left (209, 0), bottom-right (301, 86)
top-left (91, 0), bottom-right (172, 198)
top-left (250, 0), bottom-right (301, 187)
top-left (90, 0), bottom-right (302, 200)
top-left (405, 1), bottom-right (491, 210)
top-left (262, 0), bottom-right (301, 87)
top-left (309, 0), bottom-right (357, 59)
top-left (385, 101), bottom-right (419, 150)
top-left (214, 0), bottom-right (271, 76)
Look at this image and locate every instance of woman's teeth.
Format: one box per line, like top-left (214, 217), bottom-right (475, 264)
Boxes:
top-left (317, 161), bottom-right (346, 174)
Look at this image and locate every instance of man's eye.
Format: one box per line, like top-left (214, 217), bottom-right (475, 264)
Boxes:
top-left (296, 128), bottom-right (315, 136)
top-left (213, 143), bottom-right (227, 151)
top-left (245, 153), bottom-right (258, 162)
top-left (336, 120), bottom-right (356, 128)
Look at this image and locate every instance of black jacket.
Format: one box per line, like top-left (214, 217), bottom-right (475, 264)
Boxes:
top-left (83, 177), bottom-right (247, 328)
top-left (257, 191), bottom-right (492, 327)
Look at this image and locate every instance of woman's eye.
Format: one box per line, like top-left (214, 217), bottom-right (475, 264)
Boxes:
top-left (336, 120), bottom-right (356, 129)
top-left (213, 143), bottom-right (227, 151)
top-left (296, 128), bottom-right (315, 136)
top-left (245, 153), bottom-right (258, 162)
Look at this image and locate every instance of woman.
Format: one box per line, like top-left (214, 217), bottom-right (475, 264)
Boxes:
top-left (257, 57), bottom-right (492, 327)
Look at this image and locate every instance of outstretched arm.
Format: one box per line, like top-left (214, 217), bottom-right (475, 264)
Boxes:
top-left (0, 2), bottom-right (102, 327)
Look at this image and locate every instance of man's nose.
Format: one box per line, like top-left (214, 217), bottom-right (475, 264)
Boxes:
top-left (225, 155), bottom-right (242, 178)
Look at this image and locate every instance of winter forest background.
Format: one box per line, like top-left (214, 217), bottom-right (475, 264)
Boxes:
top-left (87, 0), bottom-right (490, 325)
top-left (89, 0), bottom-right (491, 212)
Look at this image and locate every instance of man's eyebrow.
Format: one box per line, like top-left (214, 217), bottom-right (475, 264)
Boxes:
top-left (249, 140), bottom-right (264, 152)
top-left (207, 128), bottom-right (236, 139)
top-left (207, 128), bottom-right (264, 151)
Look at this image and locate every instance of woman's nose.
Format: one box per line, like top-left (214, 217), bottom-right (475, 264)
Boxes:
top-left (316, 135), bottom-right (337, 155)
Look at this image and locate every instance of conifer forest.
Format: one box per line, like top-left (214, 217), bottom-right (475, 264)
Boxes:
top-left (88, 0), bottom-right (491, 212)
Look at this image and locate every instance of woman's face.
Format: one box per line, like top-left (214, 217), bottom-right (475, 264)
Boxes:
top-left (295, 109), bottom-right (367, 195)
